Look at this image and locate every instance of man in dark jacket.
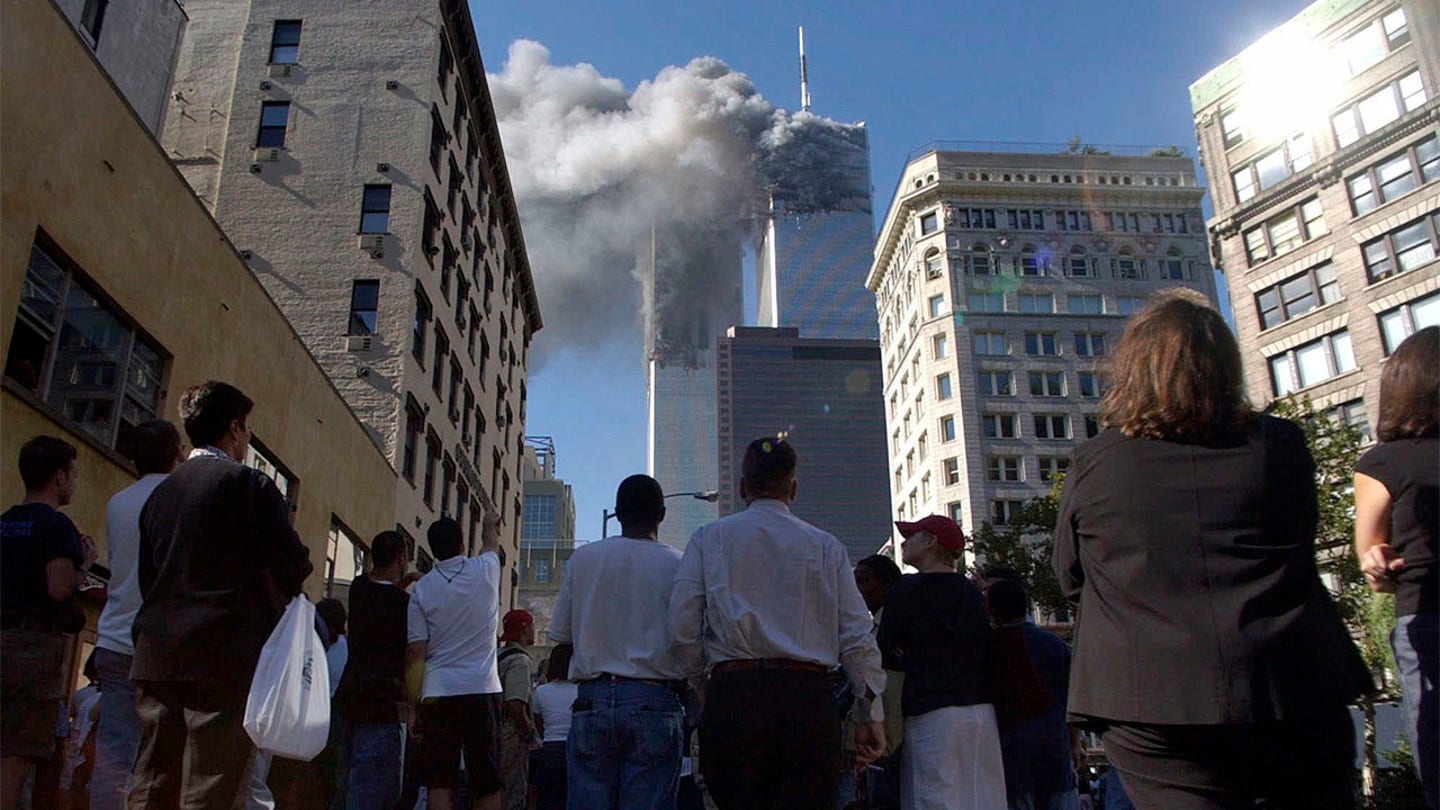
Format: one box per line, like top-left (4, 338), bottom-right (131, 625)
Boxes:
top-left (128, 381), bottom-right (313, 810)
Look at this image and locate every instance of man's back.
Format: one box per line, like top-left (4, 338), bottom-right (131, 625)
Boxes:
top-left (407, 551), bottom-right (501, 697)
top-left (553, 537), bottom-right (696, 680)
top-left (96, 474), bottom-right (167, 656)
top-left (132, 454), bottom-right (311, 689)
top-left (335, 575), bottom-right (409, 722)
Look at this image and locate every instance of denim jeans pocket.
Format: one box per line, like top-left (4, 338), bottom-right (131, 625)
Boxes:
top-left (569, 709), bottom-right (608, 761)
top-left (630, 708), bottom-right (683, 761)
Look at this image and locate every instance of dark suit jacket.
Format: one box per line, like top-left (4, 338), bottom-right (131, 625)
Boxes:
top-left (1052, 416), bottom-right (1372, 725)
top-left (131, 453), bottom-right (313, 691)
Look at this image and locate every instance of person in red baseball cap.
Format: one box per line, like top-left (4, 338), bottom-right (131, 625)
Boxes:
top-left (878, 515), bottom-right (1004, 809)
top-left (497, 610), bottom-right (536, 810)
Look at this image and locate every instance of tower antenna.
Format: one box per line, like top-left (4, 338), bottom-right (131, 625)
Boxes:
top-left (798, 27), bottom-right (811, 112)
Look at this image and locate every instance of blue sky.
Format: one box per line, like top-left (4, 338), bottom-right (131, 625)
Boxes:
top-left (470, 0), bottom-right (1312, 539)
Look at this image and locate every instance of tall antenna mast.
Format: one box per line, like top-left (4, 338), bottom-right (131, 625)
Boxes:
top-left (798, 26), bottom-right (811, 112)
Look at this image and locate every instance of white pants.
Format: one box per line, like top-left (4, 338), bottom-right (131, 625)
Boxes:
top-left (900, 703), bottom-right (1007, 810)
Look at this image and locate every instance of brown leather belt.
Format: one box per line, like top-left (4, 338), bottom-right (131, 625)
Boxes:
top-left (712, 658), bottom-right (828, 675)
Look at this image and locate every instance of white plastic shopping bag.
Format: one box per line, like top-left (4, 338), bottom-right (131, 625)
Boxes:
top-left (243, 595), bottom-right (330, 760)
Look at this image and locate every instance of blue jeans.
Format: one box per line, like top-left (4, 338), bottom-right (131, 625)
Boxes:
top-left (566, 679), bottom-right (683, 810)
top-left (1008, 788), bottom-right (1080, 810)
top-left (89, 648), bottom-right (139, 810)
top-left (346, 722), bottom-right (403, 810)
top-left (1393, 610), bottom-right (1438, 809)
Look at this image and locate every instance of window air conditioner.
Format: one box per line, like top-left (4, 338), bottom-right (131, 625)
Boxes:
top-left (358, 234), bottom-right (385, 256)
top-left (346, 335), bottom-right (373, 352)
top-left (253, 147), bottom-right (281, 162)
top-left (268, 64), bottom-right (293, 79)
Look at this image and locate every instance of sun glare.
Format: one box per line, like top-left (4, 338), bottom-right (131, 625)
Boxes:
top-left (1235, 28), bottom-right (1346, 145)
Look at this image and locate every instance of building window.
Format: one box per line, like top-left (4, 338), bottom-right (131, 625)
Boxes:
top-left (1115, 296), bottom-right (1146, 315)
top-left (1378, 291), bottom-right (1440, 354)
top-left (1066, 246), bottom-right (1092, 277)
top-left (972, 331), bottom-right (1006, 355)
top-left (1019, 293), bottom-right (1053, 314)
top-left (346, 280), bottom-right (380, 336)
top-left (948, 502), bottom-right (965, 524)
top-left (977, 370), bottom-right (1012, 396)
top-left (269, 20), bottom-right (302, 64)
top-left (944, 458), bottom-right (961, 486)
top-left (437, 35), bottom-right (454, 90)
top-left (1163, 248), bottom-right (1186, 280)
top-left (992, 500), bottom-right (1025, 526)
top-left (1074, 332), bottom-right (1106, 356)
top-left (1034, 414), bottom-right (1069, 439)
top-left (918, 432), bottom-right (929, 461)
top-left (919, 211), bottom-right (938, 235)
top-left (1024, 332), bottom-right (1058, 356)
top-left (1055, 211), bottom-right (1092, 232)
top-left (1029, 371), bottom-right (1065, 397)
top-left (1107, 212), bottom-right (1143, 233)
top-left (1113, 248), bottom-right (1144, 279)
top-left (422, 433), bottom-right (440, 505)
top-left (1362, 212), bottom-right (1440, 283)
top-left (448, 357), bottom-right (462, 421)
top-left (412, 286), bottom-right (431, 363)
top-left (1019, 245), bottom-right (1046, 276)
top-left (1339, 8), bottom-right (1409, 77)
top-left (80, 0), bottom-right (108, 43)
top-left (941, 415), bottom-right (957, 442)
top-left (1268, 329), bottom-right (1356, 396)
top-left (325, 521), bottom-right (366, 598)
top-left (924, 248), bottom-right (944, 280)
top-left (1084, 415), bottom-right (1101, 438)
top-left (967, 292), bottom-right (1005, 313)
top-left (982, 413), bottom-right (1016, 439)
top-left (1255, 263), bottom-right (1340, 330)
top-left (441, 237), bottom-right (456, 299)
top-left (1068, 294), bottom-right (1103, 315)
top-left (933, 333), bottom-right (949, 359)
top-left (928, 295), bottom-right (947, 317)
top-left (1348, 136), bottom-right (1440, 216)
top-left (1007, 209), bottom-right (1044, 230)
top-left (987, 456), bottom-right (1022, 482)
top-left (967, 244), bottom-right (993, 276)
top-left (4, 241), bottom-right (167, 456)
top-left (430, 107), bottom-right (447, 171)
top-left (1243, 198), bottom-right (1327, 265)
top-left (1220, 106), bottom-right (1245, 148)
top-left (431, 328), bottom-right (449, 393)
top-left (1078, 372), bottom-right (1103, 398)
top-left (422, 192), bottom-right (440, 258)
top-left (402, 398), bottom-right (423, 483)
top-left (1038, 456), bottom-right (1070, 481)
top-left (359, 185), bottom-right (391, 234)
top-left (936, 374), bottom-right (953, 400)
top-left (1232, 134), bottom-right (1312, 202)
top-left (440, 455), bottom-right (455, 515)
top-left (1333, 71), bottom-right (1427, 149)
top-left (256, 102), bottom-right (290, 148)
top-left (1333, 399), bottom-right (1373, 443)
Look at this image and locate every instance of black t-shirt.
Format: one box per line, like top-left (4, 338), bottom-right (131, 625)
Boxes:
top-left (877, 572), bottom-right (991, 717)
top-left (1356, 436), bottom-right (1438, 617)
top-left (0, 503), bottom-right (85, 625)
top-left (333, 574), bottom-right (410, 722)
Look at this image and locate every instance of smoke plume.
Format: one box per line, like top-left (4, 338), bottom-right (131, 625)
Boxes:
top-left (486, 40), bottom-right (869, 366)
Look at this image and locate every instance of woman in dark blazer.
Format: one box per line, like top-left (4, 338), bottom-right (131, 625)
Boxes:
top-left (1052, 289), bottom-right (1372, 809)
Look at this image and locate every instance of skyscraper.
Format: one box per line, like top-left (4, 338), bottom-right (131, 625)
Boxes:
top-left (645, 225), bottom-right (744, 548)
top-left (1190, 0), bottom-right (1438, 443)
top-left (717, 327), bottom-right (891, 561)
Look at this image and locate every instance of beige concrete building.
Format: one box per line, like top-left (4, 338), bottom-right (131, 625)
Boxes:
top-left (1191, 0), bottom-right (1438, 431)
top-left (517, 439), bottom-right (575, 651)
top-left (868, 147), bottom-right (1214, 546)
top-left (54, 0), bottom-right (187, 135)
top-left (1, 0), bottom-right (396, 682)
top-left (159, 0), bottom-right (542, 603)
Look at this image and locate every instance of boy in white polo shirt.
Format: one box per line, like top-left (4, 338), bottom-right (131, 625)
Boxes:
top-left (405, 514), bottom-right (503, 810)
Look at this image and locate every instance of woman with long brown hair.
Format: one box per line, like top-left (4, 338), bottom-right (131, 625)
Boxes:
top-left (1353, 325), bottom-right (1438, 809)
top-left (1052, 289), bottom-right (1372, 808)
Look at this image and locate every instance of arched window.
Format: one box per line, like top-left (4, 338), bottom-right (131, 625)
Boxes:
top-left (1115, 246), bottom-right (1141, 279)
top-left (1019, 243), bottom-right (1043, 276)
top-left (923, 247), bottom-right (944, 279)
top-left (1163, 247), bottom-right (1186, 280)
top-left (971, 243), bottom-right (992, 276)
top-left (1067, 245), bottom-right (1090, 277)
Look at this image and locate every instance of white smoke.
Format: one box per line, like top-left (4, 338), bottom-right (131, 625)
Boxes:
top-left (487, 40), bottom-right (868, 366)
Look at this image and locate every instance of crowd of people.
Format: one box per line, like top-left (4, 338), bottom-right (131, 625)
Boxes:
top-left (0, 294), bottom-right (1434, 810)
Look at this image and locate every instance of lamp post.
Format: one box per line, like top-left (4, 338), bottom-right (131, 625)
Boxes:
top-left (601, 489), bottom-right (719, 538)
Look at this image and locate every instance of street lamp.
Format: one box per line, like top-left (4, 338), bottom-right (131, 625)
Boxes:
top-left (601, 489), bottom-right (720, 538)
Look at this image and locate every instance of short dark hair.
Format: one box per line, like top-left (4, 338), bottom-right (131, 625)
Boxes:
top-left (371, 530), bottom-right (407, 568)
top-left (128, 420), bottom-right (181, 476)
top-left (986, 578), bottom-right (1028, 624)
top-left (427, 517), bottom-right (463, 560)
top-left (614, 474), bottom-right (664, 527)
top-left (545, 645), bottom-right (573, 682)
top-left (856, 554), bottom-right (902, 586)
top-left (1377, 326), bottom-right (1439, 442)
top-left (18, 436), bottom-right (76, 490)
top-left (982, 565), bottom-right (1022, 583)
top-left (316, 598), bottom-right (347, 638)
top-left (741, 436), bottom-right (797, 496)
top-left (179, 381), bottom-right (253, 448)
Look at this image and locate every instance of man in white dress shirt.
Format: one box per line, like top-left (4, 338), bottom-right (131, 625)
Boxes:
top-left (550, 474), bottom-right (700, 810)
top-left (669, 437), bottom-right (885, 809)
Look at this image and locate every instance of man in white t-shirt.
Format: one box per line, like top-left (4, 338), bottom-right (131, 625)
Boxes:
top-left (550, 474), bottom-right (701, 810)
top-left (89, 420), bottom-right (182, 810)
top-left (405, 514), bottom-right (503, 810)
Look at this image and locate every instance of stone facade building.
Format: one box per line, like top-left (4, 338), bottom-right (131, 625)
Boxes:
top-left (1190, 0), bottom-right (1439, 435)
top-left (867, 147), bottom-right (1214, 545)
top-left (160, 0), bottom-right (542, 602)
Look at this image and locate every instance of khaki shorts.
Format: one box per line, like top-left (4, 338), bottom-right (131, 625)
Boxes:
top-left (1, 627), bottom-right (67, 759)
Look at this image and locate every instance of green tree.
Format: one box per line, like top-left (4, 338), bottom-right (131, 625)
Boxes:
top-left (968, 475), bottom-right (1068, 622)
top-left (1147, 145), bottom-right (1185, 157)
top-left (1269, 395), bottom-right (1398, 803)
top-left (1059, 136), bottom-right (1110, 156)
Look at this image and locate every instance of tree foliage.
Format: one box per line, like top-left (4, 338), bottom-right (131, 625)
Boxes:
top-left (968, 475), bottom-right (1068, 621)
top-left (1059, 136), bottom-right (1110, 156)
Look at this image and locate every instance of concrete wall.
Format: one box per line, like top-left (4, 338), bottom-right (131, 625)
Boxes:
top-left (55, 0), bottom-right (186, 135)
top-left (2, 0), bottom-right (397, 600)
